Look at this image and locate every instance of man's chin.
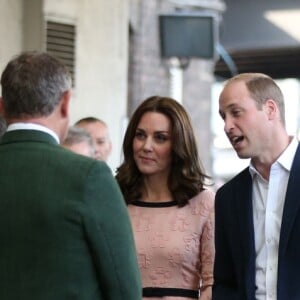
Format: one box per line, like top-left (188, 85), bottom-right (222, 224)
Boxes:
top-left (236, 151), bottom-right (250, 159)
top-left (234, 147), bottom-right (249, 159)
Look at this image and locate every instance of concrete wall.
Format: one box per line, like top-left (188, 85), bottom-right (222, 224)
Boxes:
top-left (0, 0), bottom-right (129, 172)
top-left (0, 0), bottom-right (23, 80)
top-left (44, 0), bottom-right (129, 171)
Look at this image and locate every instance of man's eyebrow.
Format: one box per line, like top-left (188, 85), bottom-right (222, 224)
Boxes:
top-left (219, 103), bottom-right (239, 117)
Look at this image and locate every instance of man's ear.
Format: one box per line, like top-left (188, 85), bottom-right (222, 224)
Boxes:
top-left (264, 98), bottom-right (277, 120)
top-left (60, 90), bottom-right (71, 118)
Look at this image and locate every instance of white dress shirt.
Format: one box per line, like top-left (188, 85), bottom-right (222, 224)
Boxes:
top-left (249, 137), bottom-right (298, 300)
top-left (6, 122), bottom-right (60, 143)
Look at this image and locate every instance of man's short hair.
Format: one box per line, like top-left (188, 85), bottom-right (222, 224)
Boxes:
top-left (62, 126), bottom-right (94, 157)
top-left (75, 117), bottom-right (107, 126)
top-left (0, 51), bottom-right (72, 119)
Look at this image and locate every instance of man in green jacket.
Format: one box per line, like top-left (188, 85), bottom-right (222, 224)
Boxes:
top-left (0, 51), bottom-right (142, 300)
top-left (0, 115), bottom-right (6, 137)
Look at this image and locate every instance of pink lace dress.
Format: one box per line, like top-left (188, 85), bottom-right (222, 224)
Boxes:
top-left (128, 189), bottom-right (215, 300)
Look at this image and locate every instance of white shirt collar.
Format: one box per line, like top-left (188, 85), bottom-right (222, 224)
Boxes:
top-left (277, 136), bottom-right (298, 171)
top-left (249, 136), bottom-right (298, 178)
top-left (6, 122), bottom-right (60, 143)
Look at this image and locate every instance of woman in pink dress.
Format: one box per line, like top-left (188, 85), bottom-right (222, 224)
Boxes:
top-left (116, 96), bottom-right (215, 300)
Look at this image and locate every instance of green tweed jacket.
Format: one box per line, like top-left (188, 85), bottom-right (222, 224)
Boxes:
top-left (0, 129), bottom-right (142, 300)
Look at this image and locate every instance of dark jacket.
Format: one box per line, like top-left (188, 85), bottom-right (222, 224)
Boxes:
top-left (213, 144), bottom-right (300, 300)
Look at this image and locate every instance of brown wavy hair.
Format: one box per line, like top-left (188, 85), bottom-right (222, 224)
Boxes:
top-left (116, 96), bottom-right (210, 207)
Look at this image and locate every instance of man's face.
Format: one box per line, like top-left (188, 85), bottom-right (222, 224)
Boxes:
top-left (77, 121), bottom-right (112, 161)
top-left (219, 80), bottom-right (270, 160)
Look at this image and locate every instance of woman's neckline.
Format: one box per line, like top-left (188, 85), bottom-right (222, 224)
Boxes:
top-left (130, 199), bottom-right (178, 207)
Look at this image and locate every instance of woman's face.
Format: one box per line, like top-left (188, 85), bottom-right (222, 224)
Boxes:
top-left (133, 111), bottom-right (173, 178)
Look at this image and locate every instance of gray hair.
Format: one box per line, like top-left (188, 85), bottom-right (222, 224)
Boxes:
top-left (62, 126), bottom-right (95, 157)
top-left (75, 116), bottom-right (107, 127)
top-left (0, 51), bottom-right (72, 119)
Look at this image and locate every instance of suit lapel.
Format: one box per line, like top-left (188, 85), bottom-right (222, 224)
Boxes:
top-left (235, 169), bottom-right (256, 296)
top-left (236, 169), bottom-right (255, 258)
top-left (279, 144), bottom-right (300, 257)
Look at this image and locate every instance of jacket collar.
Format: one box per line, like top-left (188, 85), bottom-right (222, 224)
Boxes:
top-left (7, 122), bottom-right (59, 143)
top-left (279, 143), bottom-right (300, 256)
top-left (0, 129), bottom-right (58, 146)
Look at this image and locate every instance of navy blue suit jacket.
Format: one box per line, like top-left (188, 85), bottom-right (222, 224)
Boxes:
top-left (213, 143), bottom-right (300, 300)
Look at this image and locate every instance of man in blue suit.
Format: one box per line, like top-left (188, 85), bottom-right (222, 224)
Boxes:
top-left (0, 51), bottom-right (142, 299)
top-left (213, 73), bottom-right (300, 300)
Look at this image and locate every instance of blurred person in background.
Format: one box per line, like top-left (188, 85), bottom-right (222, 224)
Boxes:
top-left (62, 126), bottom-right (94, 157)
top-left (75, 117), bottom-right (112, 161)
